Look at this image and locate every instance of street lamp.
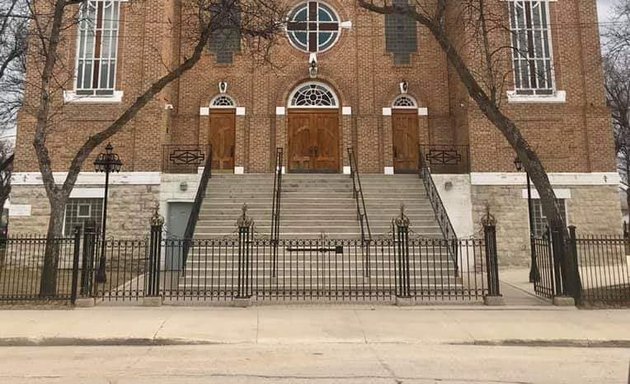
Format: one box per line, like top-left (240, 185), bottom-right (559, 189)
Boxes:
top-left (94, 143), bottom-right (122, 283)
top-left (514, 156), bottom-right (540, 283)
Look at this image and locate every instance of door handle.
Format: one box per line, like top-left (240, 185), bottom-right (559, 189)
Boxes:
top-left (313, 146), bottom-right (319, 157)
top-left (393, 146), bottom-right (398, 159)
top-left (230, 145), bottom-right (235, 157)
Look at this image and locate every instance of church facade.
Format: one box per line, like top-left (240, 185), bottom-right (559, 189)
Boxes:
top-left (10, 0), bottom-right (622, 265)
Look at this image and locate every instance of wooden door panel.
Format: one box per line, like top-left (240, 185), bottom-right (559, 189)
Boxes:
top-left (313, 113), bottom-right (339, 172)
top-left (392, 110), bottom-right (419, 173)
top-left (288, 110), bottom-right (339, 173)
top-left (288, 114), bottom-right (313, 172)
top-left (209, 110), bottom-right (236, 171)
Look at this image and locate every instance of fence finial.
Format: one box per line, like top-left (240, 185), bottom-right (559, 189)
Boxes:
top-left (237, 203), bottom-right (254, 228)
top-left (150, 202), bottom-right (164, 227)
top-left (393, 203), bottom-right (410, 227)
top-left (481, 204), bottom-right (496, 227)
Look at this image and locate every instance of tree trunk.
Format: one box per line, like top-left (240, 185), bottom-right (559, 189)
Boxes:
top-left (39, 195), bottom-right (66, 297)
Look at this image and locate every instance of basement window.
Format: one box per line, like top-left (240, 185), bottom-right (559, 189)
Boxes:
top-left (531, 199), bottom-right (567, 238)
top-left (63, 199), bottom-right (103, 236)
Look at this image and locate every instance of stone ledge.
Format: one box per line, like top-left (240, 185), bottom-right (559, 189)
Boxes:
top-left (143, 296), bottom-right (163, 307)
top-left (395, 296), bottom-right (414, 307)
top-left (553, 296), bottom-right (576, 307)
top-left (74, 298), bottom-right (95, 308)
top-left (483, 295), bottom-right (505, 306)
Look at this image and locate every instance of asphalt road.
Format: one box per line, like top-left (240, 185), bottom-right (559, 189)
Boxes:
top-left (0, 343), bottom-right (628, 384)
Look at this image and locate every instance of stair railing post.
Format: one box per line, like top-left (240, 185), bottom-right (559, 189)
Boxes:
top-left (393, 204), bottom-right (411, 299)
top-left (481, 209), bottom-right (501, 295)
top-left (80, 221), bottom-right (97, 297)
top-left (70, 226), bottom-right (82, 305)
top-left (147, 206), bottom-right (164, 299)
top-left (567, 225), bottom-right (582, 304)
top-left (237, 204), bottom-right (254, 300)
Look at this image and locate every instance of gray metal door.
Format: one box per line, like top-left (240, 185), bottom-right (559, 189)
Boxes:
top-left (165, 202), bottom-right (192, 270)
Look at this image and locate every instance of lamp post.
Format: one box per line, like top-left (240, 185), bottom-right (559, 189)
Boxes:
top-left (514, 156), bottom-right (540, 283)
top-left (94, 143), bottom-right (122, 283)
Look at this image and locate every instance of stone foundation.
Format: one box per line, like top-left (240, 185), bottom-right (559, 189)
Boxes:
top-left (9, 184), bottom-right (159, 238)
top-left (471, 184), bottom-right (622, 267)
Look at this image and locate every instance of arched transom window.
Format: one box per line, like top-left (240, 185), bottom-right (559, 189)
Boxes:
top-left (392, 95), bottom-right (418, 108)
top-left (286, 1), bottom-right (341, 53)
top-left (289, 82), bottom-right (339, 108)
top-left (211, 95), bottom-right (236, 108)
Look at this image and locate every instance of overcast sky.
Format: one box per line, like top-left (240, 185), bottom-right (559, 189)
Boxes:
top-left (598, 0), bottom-right (616, 23)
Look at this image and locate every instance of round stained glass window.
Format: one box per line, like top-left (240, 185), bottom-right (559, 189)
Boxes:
top-left (286, 1), bottom-right (341, 53)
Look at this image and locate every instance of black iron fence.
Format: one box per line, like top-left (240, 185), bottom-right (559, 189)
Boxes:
top-left (162, 144), bottom-right (212, 174)
top-left (575, 235), bottom-right (630, 306)
top-left (418, 144), bottom-right (470, 174)
top-left (0, 233), bottom-right (79, 302)
top-left (531, 226), bottom-right (630, 306)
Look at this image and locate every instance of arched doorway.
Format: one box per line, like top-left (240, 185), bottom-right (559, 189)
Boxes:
top-left (287, 82), bottom-right (340, 173)
top-left (391, 95), bottom-right (419, 173)
top-left (209, 95), bottom-right (236, 171)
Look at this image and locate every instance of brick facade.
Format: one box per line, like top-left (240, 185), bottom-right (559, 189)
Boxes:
top-left (10, 1), bottom-right (623, 261)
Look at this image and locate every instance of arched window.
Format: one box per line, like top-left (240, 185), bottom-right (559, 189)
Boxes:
top-left (289, 82), bottom-right (339, 108)
top-left (210, 95), bottom-right (236, 108)
top-left (392, 95), bottom-right (418, 108)
top-left (286, 1), bottom-right (341, 53)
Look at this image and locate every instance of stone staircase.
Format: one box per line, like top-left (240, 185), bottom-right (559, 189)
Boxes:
top-left (180, 173), bottom-right (462, 297)
top-left (360, 174), bottom-right (442, 238)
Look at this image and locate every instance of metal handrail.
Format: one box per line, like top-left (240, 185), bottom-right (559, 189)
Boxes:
top-left (270, 148), bottom-right (283, 276)
top-left (418, 146), bottom-right (459, 271)
top-left (348, 148), bottom-right (372, 244)
top-left (182, 147), bottom-right (213, 265)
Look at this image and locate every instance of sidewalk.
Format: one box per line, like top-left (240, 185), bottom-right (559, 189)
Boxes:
top-left (0, 305), bottom-right (628, 346)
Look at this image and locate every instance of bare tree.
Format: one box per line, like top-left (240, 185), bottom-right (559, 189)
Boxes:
top-left (0, 0), bottom-right (28, 129)
top-left (603, 52), bottom-right (630, 212)
top-left (358, 0), bottom-right (580, 294)
top-left (18, 0), bottom-right (286, 296)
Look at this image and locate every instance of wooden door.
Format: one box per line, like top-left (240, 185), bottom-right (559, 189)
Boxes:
top-left (288, 110), bottom-right (340, 173)
top-left (209, 109), bottom-right (236, 171)
top-left (392, 109), bottom-right (419, 173)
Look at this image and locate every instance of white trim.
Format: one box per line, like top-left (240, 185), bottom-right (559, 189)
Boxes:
top-left (507, 90), bottom-right (566, 104)
top-left (276, 106), bottom-right (286, 116)
top-left (382, 107), bottom-right (392, 116)
top-left (471, 172), bottom-right (620, 186)
top-left (12, 172), bottom-right (161, 186)
top-left (384, 167), bottom-right (394, 175)
top-left (63, 90), bottom-right (123, 104)
top-left (288, 81), bottom-right (339, 109)
top-left (234, 166), bottom-right (245, 175)
top-left (418, 107), bottom-right (428, 116)
top-left (199, 107), bottom-right (210, 116)
top-left (340, 20), bottom-right (352, 29)
top-left (522, 188), bottom-right (572, 199)
top-left (343, 166), bottom-right (351, 175)
top-left (342, 106), bottom-right (352, 116)
top-left (236, 107), bottom-right (246, 116)
top-left (70, 188), bottom-right (105, 199)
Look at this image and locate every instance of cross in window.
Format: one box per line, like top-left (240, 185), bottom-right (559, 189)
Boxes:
top-left (286, 1), bottom-right (339, 52)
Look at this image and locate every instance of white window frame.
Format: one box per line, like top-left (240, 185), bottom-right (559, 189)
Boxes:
top-left (288, 81), bottom-right (339, 109)
top-left (285, 1), bottom-right (343, 54)
top-left (504, 0), bottom-right (565, 104)
top-left (64, 0), bottom-right (128, 104)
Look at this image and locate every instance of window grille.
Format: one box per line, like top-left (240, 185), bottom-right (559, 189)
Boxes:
top-left (531, 199), bottom-right (567, 238)
top-left (208, 0), bottom-right (242, 64)
top-left (75, 0), bottom-right (122, 97)
top-left (289, 83), bottom-right (338, 107)
top-left (286, 1), bottom-right (341, 53)
top-left (508, 0), bottom-right (555, 95)
top-left (392, 95), bottom-right (417, 108)
top-left (64, 198), bottom-right (103, 236)
top-left (211, 95), bottom-right (236, 107)
top-left (385, 0), bottom-right (417, 65)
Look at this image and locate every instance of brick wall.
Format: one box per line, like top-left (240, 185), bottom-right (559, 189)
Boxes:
top-left (14, 0), bottom-right (615, 176)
